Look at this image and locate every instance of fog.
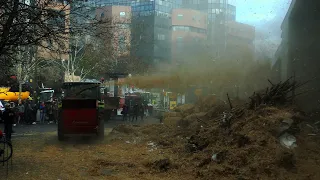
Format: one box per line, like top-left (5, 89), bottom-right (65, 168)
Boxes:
top-left (121, 0), bottom-right (292, 100)
top-left (234, 0), bottom-right (292, 58)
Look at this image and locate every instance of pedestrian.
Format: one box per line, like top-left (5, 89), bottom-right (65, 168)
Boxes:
top-left (46, 103), bottom-right (54, 124)
top-left (25, 100), bottom-right (34, 124)
top-left (17, 102), bottom-right (25, 124)
top-left (32, 101), bottom-right (37, 124)
top-left (122, 104), bottom-right (129, 121)
top-left (3, 103), bottom-right (15, 142)
top-left (139, 104), bottom-right (144, 121)
top-left (53, 100), bottom-right (58, 124)
top-left (132, 103), bottom-right (139, 122)
top-left (39, 102), bottom-right (45, 123)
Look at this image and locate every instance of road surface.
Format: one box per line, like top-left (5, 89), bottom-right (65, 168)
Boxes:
top-left (0, 116), bottom-right (160, 137)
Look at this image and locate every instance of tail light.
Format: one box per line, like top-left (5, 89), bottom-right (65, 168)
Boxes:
top-left (0, 130), bottom-right (3, 138)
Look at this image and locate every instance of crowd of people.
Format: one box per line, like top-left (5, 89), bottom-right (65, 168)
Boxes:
top-left (0, 100), bottom-right (58, 141)
top-left (121, 103), bottom-right (145, 122)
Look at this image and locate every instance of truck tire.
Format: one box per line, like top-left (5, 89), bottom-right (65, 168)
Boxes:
top-left (58, 128), bottom-right (65, 141)
top-left (97, 118), bottom-right (105, 140)
top-left (57, 111), bottom-right (65, 141)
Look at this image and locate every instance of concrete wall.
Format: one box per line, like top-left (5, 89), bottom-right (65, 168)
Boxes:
top-left (171, 9), bottom-right (207, 63)
top-left (284, 1), bottom-right (320, 112)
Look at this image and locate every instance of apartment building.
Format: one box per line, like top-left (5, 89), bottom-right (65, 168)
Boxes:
top-left (96, 6), bottom-right (132, 57)
top-left (171, 8), bottom-right (207, 63)
top-left (225, 21), bottom-right (255, 61)
top-left (37, 1), bottom-right (70, 61)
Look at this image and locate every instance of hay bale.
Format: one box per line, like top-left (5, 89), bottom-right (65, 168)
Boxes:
top-left (163, 117), bottom-right (182, 126)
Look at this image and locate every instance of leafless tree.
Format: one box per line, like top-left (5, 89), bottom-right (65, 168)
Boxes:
top-left (0, 0), bottom-right (108, 73)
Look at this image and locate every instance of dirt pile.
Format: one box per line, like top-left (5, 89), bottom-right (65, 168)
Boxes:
top-left (109, 81), bottom-right (320, 179)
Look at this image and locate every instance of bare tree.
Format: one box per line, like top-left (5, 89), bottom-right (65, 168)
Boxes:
top-left (0, 0), bottom-right (107, 75)
top-left (12, 46), bottom-right (49, 102)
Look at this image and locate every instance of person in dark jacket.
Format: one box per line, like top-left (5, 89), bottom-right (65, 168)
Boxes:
top-left (46, 103), bottom-right (54, 124)
top-left (122, 104), bottom-right (129, 121)
top-left (132, 103), bottom-right (139, 122)
top-left (139, 104), bottom-right (145, 121)
top-left (24, 100), bottom-right (34, 124)
top-left (3, 104), bottom-right (15, 142)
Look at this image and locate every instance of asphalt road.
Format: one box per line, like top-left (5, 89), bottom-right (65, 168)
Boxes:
top-left (0, 116), bottom-right (160, 136)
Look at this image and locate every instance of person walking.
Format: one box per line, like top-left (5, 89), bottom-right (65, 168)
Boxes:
top-left (39, 102), bottom-right (45, 124)
top-left (132, 103), bottom-right (139, 122)
top-left (17, 102), bottom-right (25, 124)
top-left (46, 103), bottom-right (54, 124)
top-left (139, 104), bottom-right (145, 122)
top-left (25, 100), bottom-right (33, 124)
top-left (31, 101), bottom-right (37, 125)
top-left (3, 103), bottom-right (15, 142)
top-left (122, 104), bottom-right (129, 121)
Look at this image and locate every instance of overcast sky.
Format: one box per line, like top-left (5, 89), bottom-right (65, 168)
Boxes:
top-left (228, 0), bottom-right (292, 56)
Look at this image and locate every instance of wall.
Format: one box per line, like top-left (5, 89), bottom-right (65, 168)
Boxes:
top-left (171, 9), bottom-right (207, 63)
top-left (273, 0), bottom-right (320, 113)
top-left (225, 21), bottom-right (255, 61)
top-left (37, 2), bottom-right (70, 60)
top-left (96, 6), bottom-right (132, 57)
top-left (286, 1), bottom-right (320, 113)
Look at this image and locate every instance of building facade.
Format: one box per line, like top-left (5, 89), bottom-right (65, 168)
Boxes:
top-left (171, 8), bottom-right (207, 63)
top-left (273, 0), bottom-right (320, 113)
top-left (37, 1), bottom-right (70, 61)
top-left (225, 21), bottom-right (255, 61)
top-left (96, 6), bottom-right (132, 57)
top-left (79, 0), bottom-right (252, 66)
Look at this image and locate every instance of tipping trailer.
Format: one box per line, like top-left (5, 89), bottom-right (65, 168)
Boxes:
top-left (57, 82), bottom-right (104, 141)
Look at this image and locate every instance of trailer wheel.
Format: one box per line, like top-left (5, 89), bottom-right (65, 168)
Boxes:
top-left (58, 129), bottom-right (65, 141)
top-left (57, 112), bottom-right (65, 141)
top-left (97, 118), bottom-right (105, 140)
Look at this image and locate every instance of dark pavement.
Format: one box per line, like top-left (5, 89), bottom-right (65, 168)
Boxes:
top-left (0, 116), bottom-right (160, 137)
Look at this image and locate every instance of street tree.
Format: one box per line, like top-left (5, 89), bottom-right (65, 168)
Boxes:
top-left (0, 0), bottom-right (107, 79)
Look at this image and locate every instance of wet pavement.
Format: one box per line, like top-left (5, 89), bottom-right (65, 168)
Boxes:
top-left (0, 116), bottom-right (160, 137)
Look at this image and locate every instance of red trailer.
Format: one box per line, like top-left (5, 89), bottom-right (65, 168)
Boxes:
top-left (57, 82), bottom-right (104, 141)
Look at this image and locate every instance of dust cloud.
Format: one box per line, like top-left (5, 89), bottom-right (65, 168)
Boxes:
top-left (121, 56), bottom-right (273, 99)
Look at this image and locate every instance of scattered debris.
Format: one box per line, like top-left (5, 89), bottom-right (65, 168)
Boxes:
top-left (107, 79), bottom-right (320, 179)
top-left (279, 133), bottom-right (297, 149)
top-left (148, 158), bottom-right (172, 172)
top-left (147, 141), bottom-right (157, 152)
top-left (211, 151), bottom-right (227, 164)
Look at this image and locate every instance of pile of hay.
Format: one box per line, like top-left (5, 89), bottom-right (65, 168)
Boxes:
top-left (110, 98), bottom-right (320, 179)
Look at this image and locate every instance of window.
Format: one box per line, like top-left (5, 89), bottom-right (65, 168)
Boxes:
top-left (176, 37), bottom-right (183, 49)
top-left (118, 35), bottom-right (126, 52)
top-left (177, 14), bottom-right (183, 19)
top-left (119, 24), bottom-right (129, 29)
top-left (101, 12), bottom-right (104, 18)
top-left (120, 12), bottom-right (126, 17)
top-left (157, 34), bottom-right (165, 40)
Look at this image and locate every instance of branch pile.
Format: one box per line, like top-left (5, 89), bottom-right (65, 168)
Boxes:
top-left (248, 77), bottom-right (299, 109)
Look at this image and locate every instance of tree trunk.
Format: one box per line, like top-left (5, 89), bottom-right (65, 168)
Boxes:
top-left (18, 82), bottom-right (22, 104)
